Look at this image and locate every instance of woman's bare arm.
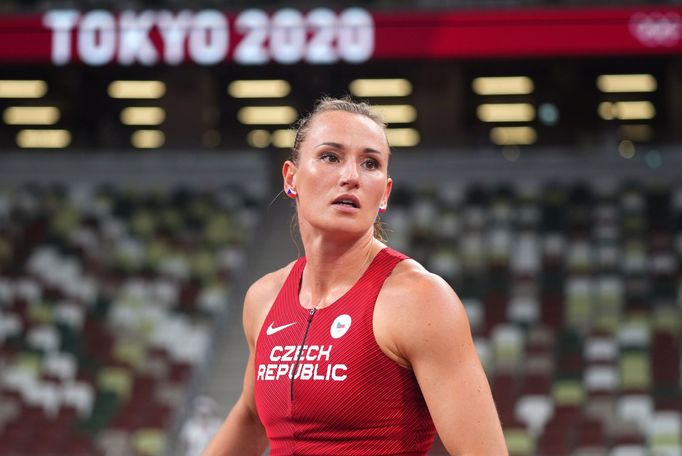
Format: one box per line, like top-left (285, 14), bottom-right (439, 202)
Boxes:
top-left (377, 263), bottom-right (508, 456)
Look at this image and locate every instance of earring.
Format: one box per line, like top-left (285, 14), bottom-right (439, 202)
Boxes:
top-left (286, 188), bottom-right (297, 198)
top-left (378, 206), bottom-right (386, 214)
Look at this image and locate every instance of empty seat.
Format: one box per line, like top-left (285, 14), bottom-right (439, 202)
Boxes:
top-left (61, 381), bottom-right (94, 418)
top-left (608, 445), bottom-right (649, 456)
top-left (620, 352), bottom-right (651, 391)
top-left (26, 325), bottom-right (60, 352)
top-left (43, 351), bottom-right (77, 380)
top-left (515, 394), bottom-right (554, 438)
top-left (617, 395), bottom-right (654, 434)
top-left (585, 336), bottom-right (619, 363)
top-left (0, 311), bottom-right (22, 342)
top-left (552, 381), bottom-right (585, 408)
top-left (131, 428), bottom-right (166, 456)
top-left (504, 427), bottom-right (534, 456)
top-left (507, 296), bottom-right (540, 326)
top-left (648, 412), bottom-right (682, 456)
top-left (491, 324), bottom-right (525, 370)
top-left (618, 322), bottom-right (651, 350)
top-left (585, 365), bottom-right (619, 393)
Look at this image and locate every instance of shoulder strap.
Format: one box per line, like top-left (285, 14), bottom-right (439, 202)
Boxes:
top-left (274, 256), bottom-right (306, 308)
top-left (345, 247), bottom-right (409, 302)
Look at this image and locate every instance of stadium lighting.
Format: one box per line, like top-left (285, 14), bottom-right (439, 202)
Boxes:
top-left (386, 128), bottom-right (420, 147)
top-left (490, 126), bottom-right (537, 145)
top-left (477, 103), bottom-right (535, 122)
top-left (237, 106), bottom-right (298, 125)
top-left (108, 81), bottom-right (166, 99)
top-left (349, 79), bottom-right (413, 97)
top-left (272, 129), bottom-right (295, 148)
top-left (371, 105), bottom-right (417, 123)
top-left (16, 129), bottom-right (70, 148)
top-left (131, 130), bottom-right (165, 148)
top-left (228, 80), bottom-right (291, 98)
top-left (0, 80), bottom-right (47, 98)
top-left (598, 101), bottom-right (655, 120)
top-left (472, 77), bottom-right (534, 95)
top-left (120, 107), bottom-right (166, 126)
top-left (4, 106), bottom-right (60, 125)
top-left (247, 130), bottom-right (271, 148)
top-left (596, 74), bottom-right (657, 93)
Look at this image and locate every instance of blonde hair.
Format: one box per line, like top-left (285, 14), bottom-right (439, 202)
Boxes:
top-left (290, 96), bottom-right (390, 242)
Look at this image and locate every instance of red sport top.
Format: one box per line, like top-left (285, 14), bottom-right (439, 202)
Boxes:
top-left (254, 247), bottom-right (436, 455)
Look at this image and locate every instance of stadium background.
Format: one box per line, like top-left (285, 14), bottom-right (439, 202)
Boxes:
top-left (1, 0), bottom-right (681, 455)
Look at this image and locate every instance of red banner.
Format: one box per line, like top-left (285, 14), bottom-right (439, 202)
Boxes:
top-left (1, 6), bottom-right (681, 65)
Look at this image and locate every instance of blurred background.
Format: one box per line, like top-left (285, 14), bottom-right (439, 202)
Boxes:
top-left (1, 1), bottom-right (681, 455)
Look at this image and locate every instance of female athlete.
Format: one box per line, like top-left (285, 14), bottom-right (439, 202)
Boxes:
top-left (202, 97), bottom-right (508, 456)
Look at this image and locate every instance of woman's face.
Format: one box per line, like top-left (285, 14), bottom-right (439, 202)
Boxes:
top-left (283, 110), bottom-right (392, 239)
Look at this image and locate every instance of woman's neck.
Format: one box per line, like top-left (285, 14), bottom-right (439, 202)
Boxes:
top-left (298, 229), bottom-right (384, 310)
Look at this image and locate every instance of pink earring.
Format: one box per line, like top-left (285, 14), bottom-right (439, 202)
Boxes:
top-left (378, 207), bottom-right (386, 214)
top-left (286, 188), bottom-right (297, 198)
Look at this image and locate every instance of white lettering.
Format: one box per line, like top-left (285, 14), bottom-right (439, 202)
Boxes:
top-left (118, 10), bottom-right (158, 65)
top-left (313, 364), bottom-right (327, 380)
top-left (270, 346), bottom-right (283, 362)
top-left (157, 10), bottom-right (193, 65)
top-left (257, 363), bottom-right (347, 382)
top-left (306, 8), bottom-right (338, 64)
top-left (44, 7), bottom-right (375, 67)
top-left (276, 364), bottom-right (289, 379)
top-left (44, 10), bottom-right (80, 65)
top-left (265, 364), bottom-right (277, 381)
top-left (78, 10), bottom-right (116, 66)
top-left (234, 9), bottom-right (269, 65)
top-left (318, 345), bottom-right (332, 361)
top-left (332, 364), bottom-right (347, 381)
top-left (270, 345), bottom-right (333, 362)
top-left (292, 345), bottom-right (303, 362)
top-left (305, 346), bottom-right (318, 361)
top-left (300, 364), bottom-right (314, 380)
top-left (282, 346), bottom-right (296, 362)
top-left (270, 8), bottom-right (306, 64)
top-left (337, 8), bottom-right (374, 63)
top-left (189, 10), bottom-right (228, 65)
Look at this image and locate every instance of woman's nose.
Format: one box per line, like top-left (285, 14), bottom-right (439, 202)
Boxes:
top-left (340, 162), bottom-right (360, 187)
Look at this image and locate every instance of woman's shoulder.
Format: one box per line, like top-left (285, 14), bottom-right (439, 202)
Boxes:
top-left (242, 259), bottom-right (300, 343)
top-left (375, 256), bottom-right (470, 369)
top-left (245, 259), bottom-right (299, 307)
top-left (384, 257), bottom-right (455, 300)
top-left (380, 257), bottom-right (467, 324)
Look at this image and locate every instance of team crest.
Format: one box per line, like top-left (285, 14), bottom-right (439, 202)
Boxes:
top-left (330, 314), bottom-right (352, 339)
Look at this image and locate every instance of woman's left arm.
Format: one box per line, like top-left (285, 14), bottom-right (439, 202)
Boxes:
top-left (379, 270), bottom-right (508, 456)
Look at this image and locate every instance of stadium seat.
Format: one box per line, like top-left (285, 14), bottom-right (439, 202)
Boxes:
top-left (515, 394), bottom-right (554, 438)
top-left (616, 395), bottom-right (654, 434)
top-left (504, 427), bottom-right (535, 456)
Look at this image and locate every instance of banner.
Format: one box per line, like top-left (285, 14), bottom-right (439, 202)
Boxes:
top-left (1, 6), bottom-right (681, 65)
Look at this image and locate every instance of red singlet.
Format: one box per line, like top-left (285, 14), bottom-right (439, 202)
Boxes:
top-left (254, 247), bottom-right (436, 455)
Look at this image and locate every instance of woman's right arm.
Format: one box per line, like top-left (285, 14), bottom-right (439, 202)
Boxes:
top-left (202, 272), bottom-right (284, 456)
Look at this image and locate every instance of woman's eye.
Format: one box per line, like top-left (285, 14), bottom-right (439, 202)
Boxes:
top-left (321, 153), bottom-right (338, 162)
top-left (364, 159), bottom-right (380, 169)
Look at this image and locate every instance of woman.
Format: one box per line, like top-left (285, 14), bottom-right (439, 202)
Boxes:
top-left (203, 97), bottom-right (507, 455)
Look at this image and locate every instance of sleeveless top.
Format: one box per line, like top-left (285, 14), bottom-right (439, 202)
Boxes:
top-left (254, 247), bottom-right (436, 455)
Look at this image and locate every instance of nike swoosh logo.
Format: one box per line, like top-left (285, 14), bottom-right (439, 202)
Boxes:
top-left (266, 322), bottom-right (297, 336)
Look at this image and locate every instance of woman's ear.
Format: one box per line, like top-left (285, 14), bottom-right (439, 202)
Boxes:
top-left (282, 160), bottom-right (297, 193)
top-left (382, 177), bottom-right (393, 209)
